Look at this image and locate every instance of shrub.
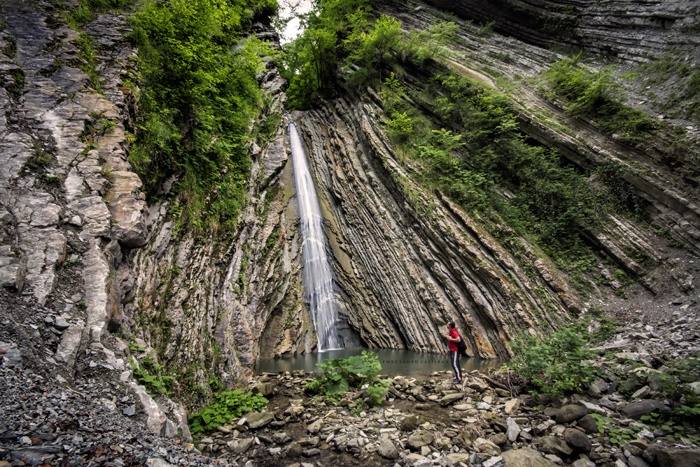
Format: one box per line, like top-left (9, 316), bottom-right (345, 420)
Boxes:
top-left (131, 356), bottom-right (175, 396)
top-left (304, 351), bottom-right (388, 406)
top-left (365, 379), bottom-right (390, 407)
top-left (189, 389), bottom-right (268, 435)
top-left (385, 111), bottom-right (415, 143)
top-left (509, 324), bottom-right (595, 398)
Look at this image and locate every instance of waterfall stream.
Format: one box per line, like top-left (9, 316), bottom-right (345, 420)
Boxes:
top-left (289, 123), bottom-right (341, 351)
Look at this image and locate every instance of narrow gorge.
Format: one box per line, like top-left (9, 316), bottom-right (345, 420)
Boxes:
top-left (0, 0), bottom-right (698, 466)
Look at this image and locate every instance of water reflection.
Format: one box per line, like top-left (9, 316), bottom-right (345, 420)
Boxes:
top-left (257, 348), bottom-right (501, 376)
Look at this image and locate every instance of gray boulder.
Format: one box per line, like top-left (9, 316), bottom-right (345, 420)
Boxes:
top-left (377, 438), bottom-right (399, 459)
top-left (538, 436), bottom-right (573, 457)
top-left (408, 430), bottom-right (434, 450)
top-left (563, 428), bottom-right (591, 453)
top-left (554, 404), bottom-right (588, 423)
top-left (246, 411), bottom-right (274, 429)
top-left (502, 448), bottom-right (557, 467)
top-left (644, 446), bottom-right (700, 467)
top-left (576, 414), bottom-right (598, 434)
top-left (621, 400), bottom-right (669, 419)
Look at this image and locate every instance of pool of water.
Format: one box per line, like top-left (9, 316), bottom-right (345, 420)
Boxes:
top-left (256, 348), bottom-right (501, 376)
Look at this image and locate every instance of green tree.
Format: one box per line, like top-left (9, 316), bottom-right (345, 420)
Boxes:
top-left (130, 0), bottom-right (275, 232)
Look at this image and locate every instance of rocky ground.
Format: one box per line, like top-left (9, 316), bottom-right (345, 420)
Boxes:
top-left (2, 293), bottom-right (697, 467)
top-left (190, 306), bottom-right (699, 467)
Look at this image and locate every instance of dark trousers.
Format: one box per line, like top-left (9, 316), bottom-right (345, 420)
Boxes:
top-left (449, 351), bottom-right (462, 382)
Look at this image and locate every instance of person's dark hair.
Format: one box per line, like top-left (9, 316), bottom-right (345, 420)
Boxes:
top-left (448, 321), bottom-right (455, 328)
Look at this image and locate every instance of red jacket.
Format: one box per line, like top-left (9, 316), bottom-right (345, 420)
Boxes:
top-left (448, 328), bottom-right (459, 352)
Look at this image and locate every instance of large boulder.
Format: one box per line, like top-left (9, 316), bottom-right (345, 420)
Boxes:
top-left (440, 392), bottom-right (465, 406)
top-left (502, 448), bottom-right (557, 467)
top-left (474, 437), bottom-right (502, 457)
top-left (576, 414), bottom-right (598, 434)
top-left (554, 404), bottom-right (588, 423)
top-left (538, 436), bottom-right (573, 457)
top-left (563, 428), bottom-right (592, 453)
top-left (621, 400), bottom-right (669, 419)
top-left (644, 446), bottom-right (700, 467)
top-left (400, 415), bottom-right (420, 432)
top-left (407, 430), bottom-right (434, 450)
top-left (245, 411), bottom-right (275, 429)
top-left (377, 438), bottom-right (399, 459)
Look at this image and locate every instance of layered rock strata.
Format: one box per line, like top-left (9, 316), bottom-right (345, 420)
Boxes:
top-left (382, 0), bottom-right (700, 293)
top-left (295, 99), bottom-right (577, 358)
top-left (422, 0), bottom-right (700, 62)
top-left (0, 0), bottom-right (195, 450)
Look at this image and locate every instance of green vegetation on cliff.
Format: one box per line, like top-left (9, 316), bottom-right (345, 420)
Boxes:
top-left (129, 0), bottom-right (276, 233)
top-left (284, 0), bottom-right (654, 287)
top-left (282, 0), bottom-right (455, 108)
top-left (543, 55), bottom-right (657, 145)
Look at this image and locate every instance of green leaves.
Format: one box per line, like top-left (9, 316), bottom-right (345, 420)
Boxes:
top-left (304, 352), bottom-right (388, 407)
top-left (544, 55), bottom-right (657, 145)
top-left (130, 0), bottom-right (275, 233)
top-left (189, 389), bottom-right (268, 435)
top-left (131, 356), bottom-right (176, 396)
top-left (508, 324), bottom-right (595, 398)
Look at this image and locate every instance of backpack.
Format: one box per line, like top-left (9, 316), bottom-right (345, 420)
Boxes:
top-left (456, 335), bottom-right (468, 357)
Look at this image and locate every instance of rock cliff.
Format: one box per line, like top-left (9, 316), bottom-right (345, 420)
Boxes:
top-left (422, 0), bottom-right (700, 62)
top-left (1, 0), bottom-right (699, 463)
top-left (295, 99), bottom-right (576, 358)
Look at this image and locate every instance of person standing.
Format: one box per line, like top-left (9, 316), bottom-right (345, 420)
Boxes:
top-left (445, 322), bottom-right (462, 384)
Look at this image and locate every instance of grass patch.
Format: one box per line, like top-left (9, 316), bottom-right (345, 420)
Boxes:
top-left (640, 53), bottom-right (700, 123)
top-left (75, 32), bottom-right (102, 92)
top-left (66, 0), bottom-right (134, 28)
top-left (544, 54), bottom-right (657, 145)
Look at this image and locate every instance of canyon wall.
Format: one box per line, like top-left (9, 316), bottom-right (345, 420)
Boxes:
top-left (422, 0), bottom-right (700, 62)
top-left (295, 100), bottom-right (578, 358)
top-left (2, 0), bottom-right (699, 410)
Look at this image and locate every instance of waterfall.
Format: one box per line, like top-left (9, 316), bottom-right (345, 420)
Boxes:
top-left (288, 122), bottom-right (341, 351)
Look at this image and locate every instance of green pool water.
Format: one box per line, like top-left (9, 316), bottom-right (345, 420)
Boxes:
top-left (256, 348), bottom-right (501, 376)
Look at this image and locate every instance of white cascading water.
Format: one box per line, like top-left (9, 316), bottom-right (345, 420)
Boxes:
top-left (289, 122), bottom-right (341, 351)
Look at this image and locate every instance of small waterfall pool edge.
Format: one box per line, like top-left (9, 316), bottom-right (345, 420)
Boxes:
top-left (256, 348), bottom-right (502, 376)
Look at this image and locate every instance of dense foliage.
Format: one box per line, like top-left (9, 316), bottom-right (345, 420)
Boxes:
top-left (508, 324), bottom-right (595, 398)
top-left (304, 351), bottom-right (390, 407)
top-left (189, 389), bottom-right (268, 435)
top-left (129, 0), bottom-right (276, 232)
top-left (282, 0), bottom-right (456, 108)
top-left (380, 69), bottom-right (611, 272)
